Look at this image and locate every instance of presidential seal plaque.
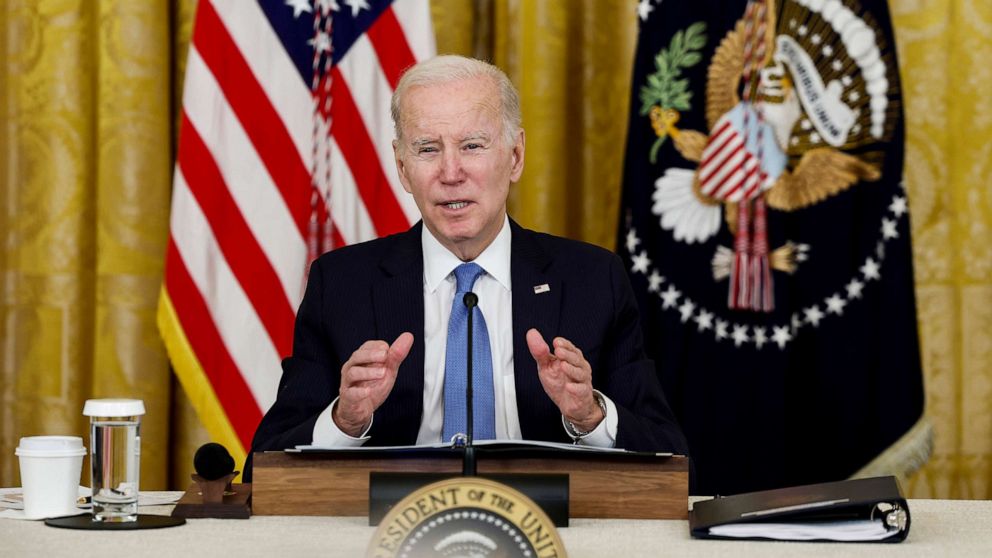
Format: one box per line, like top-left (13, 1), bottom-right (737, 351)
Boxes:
top-left (368, 477), bottom-right (567, 558)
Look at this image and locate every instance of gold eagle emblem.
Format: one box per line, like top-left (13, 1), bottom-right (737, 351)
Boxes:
top-left (651, 0), bottom-right (898, 241)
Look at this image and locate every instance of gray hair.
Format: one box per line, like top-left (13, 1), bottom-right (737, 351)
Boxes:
top-left (391, 55), bottom-right (522, 148)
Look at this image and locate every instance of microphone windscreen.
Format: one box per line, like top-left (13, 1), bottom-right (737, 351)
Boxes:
top-left (193, 442), bottom-right (236, 480)
top-left (463, 292), bottom-right (478, 308)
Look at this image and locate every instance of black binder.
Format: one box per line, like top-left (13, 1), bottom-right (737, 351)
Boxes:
top-left (689, 476), bottom-right (911, 542)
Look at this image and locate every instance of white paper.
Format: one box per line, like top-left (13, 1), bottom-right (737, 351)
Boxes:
top-left (708, 519), bottom-right (898, 541)
top-left (0, 487), bottom-right (181, 521)
top-left (294, 438), bottom-right (671, 455)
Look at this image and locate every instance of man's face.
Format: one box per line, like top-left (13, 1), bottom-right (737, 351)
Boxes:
top-left (394, 76), bottom-right (525, 260)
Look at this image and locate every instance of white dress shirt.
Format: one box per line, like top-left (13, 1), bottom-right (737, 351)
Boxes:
top-left (312, 216), bottom-right (617, 447)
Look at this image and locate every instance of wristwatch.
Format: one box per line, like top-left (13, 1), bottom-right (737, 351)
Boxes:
top-left (566, 393), bottom-right (608, 438)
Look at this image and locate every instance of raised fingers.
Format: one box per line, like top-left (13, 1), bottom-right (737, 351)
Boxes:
top-left (343, 365), bottom-right (386, 384)
top-left (552, 337), bottom-right (583, 359)
top-left (551, 338), bottom-right (591, 381)
top-left (347, 340), bottom-right (390, 368)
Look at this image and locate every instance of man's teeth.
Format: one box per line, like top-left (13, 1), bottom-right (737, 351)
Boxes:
top-left (445, 202), bottom-right (468, 209)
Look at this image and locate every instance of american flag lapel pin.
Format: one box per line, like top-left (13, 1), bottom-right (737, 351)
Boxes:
top-left (533, 284), bottom-right (550, 294)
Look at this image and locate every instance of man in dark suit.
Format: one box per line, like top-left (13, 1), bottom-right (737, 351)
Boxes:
top-left (246, 56), bottom-right (686, 479)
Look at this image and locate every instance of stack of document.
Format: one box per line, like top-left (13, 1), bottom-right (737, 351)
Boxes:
top-left (690, 476), bottom-right (911, 543)
top-left (708, 518), bottom-right (898, 542)
top-left (293, 438), bottom-right (670, 455)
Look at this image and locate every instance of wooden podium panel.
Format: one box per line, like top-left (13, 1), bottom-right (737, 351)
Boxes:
top-left (252, 450), bottom-right (688, 519)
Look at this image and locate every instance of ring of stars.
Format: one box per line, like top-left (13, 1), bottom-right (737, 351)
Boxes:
top-left (399, 510), bottom-right (533, 558)
top-left (626, 188), bottom-right (909, 351)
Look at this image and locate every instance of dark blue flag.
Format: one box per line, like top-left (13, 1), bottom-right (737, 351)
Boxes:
top-left (619, 0), bottom-right (929, 495)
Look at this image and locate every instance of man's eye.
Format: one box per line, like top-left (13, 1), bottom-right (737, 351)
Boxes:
top-left (418, 146), bottom-right (438, 154)
top-left (464, 143), bottom-right (482, 150)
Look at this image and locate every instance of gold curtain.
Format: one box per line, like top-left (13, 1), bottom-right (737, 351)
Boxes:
top-left (0, 0), bottom-right (203, 490)
top-left (432, 0), bottom-right (638, 247)
top-left (890, 0), bottom-right (992, 499)
top-left (2, 0), bottom-right (988, 498)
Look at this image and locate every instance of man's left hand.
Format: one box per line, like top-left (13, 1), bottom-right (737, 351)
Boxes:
top-left (526, 328), bottom-right (604, 433)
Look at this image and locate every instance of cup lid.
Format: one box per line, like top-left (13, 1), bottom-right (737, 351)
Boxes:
top-left (15, 435), bottom-right (86, 456)
top-left (82, 398), bottom-right (145, 417)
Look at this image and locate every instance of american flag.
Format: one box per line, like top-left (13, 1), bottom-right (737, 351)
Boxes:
top-left (158, 0), bottom-right (433, 469)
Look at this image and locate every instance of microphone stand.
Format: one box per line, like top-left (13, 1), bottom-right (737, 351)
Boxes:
top-left (366, 290), bottom-right (570, 527)
top-left (462, 292), bottom-right (478, 476)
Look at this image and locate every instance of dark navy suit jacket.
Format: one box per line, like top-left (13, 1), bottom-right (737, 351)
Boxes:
top-left (245, 220), bottom-right (687, 480)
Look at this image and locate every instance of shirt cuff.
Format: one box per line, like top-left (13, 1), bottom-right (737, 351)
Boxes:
top-left (311, 396), bottom-right (372, 447)
top-left (561, 390), bottom-right (617, 448)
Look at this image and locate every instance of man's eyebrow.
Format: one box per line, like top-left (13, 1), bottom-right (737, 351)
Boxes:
top-left (410, 137), bottom-right (439, 147)
top-left (461, 131), bottom-right (492, 142)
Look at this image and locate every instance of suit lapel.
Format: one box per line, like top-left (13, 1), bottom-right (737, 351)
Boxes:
top-left (371, 223), bottom-right (425, 444)
top-left (509, 221), bottom-right (563, 440)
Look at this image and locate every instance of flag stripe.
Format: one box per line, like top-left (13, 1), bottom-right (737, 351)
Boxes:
top-left (366, 6), bottom-right (418, 89)
top-left (704, 144), bottom-right (746, 196)
top-left (336, 34), bottom-right (421, 224)
top-left (330, 68), bottom-right (411, 237)
top-left (158, 288), bottom-right (248, 468)
top-left (169, 169), bottom-right (282, 410)
top-left (328, 136), bottom-right (378, 245)
top-left (177, 113), bottom-right (296, 358)
top-left (194, 0), bottom-right (311, 237)
top-left (698, 124), bottom-right (737, 183)
top-left (699, 133), bottom-right (738, 178)
top-left (391, 0), bottom-right (436, 63)
top-left (741, 164), bottom-right (765, 200)
top-left (162, 0), bottom-right (434, 464)
top-left (182, 46), bottom-right (306, 310)
top-left (717, 157), bottom-right (759, 201)
top-left (210, 0), bottom-right (313, 171)
top-left (164, 241), bottom-right (262, 448)
top-left (307, 113), bottom-right (379, 246)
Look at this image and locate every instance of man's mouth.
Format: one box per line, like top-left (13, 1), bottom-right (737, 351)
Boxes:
top-left (442, 201), bottom-right (469, 210)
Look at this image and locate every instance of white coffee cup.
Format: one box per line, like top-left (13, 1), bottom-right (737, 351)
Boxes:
top-left (15, 436), bottom-right (86, 519)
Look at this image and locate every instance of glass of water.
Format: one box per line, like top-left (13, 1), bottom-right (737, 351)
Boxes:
top-left (82, 399), bottom-right (145, 522)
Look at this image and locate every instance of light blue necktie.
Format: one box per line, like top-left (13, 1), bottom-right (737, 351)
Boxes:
top-left (442, 263), bottom-right (496, 442)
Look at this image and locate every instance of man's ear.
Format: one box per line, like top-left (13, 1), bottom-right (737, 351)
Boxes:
top-left (393, 140), bottom-right (413, 194)
top-left (509, 129), bottom-right (525, 182)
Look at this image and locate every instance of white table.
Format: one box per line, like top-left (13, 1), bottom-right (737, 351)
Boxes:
top-left (2, 496), bottom-right (991, 557)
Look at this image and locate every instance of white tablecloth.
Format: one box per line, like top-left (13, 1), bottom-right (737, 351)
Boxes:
top-left (2, 495), bottom-right (990, 557)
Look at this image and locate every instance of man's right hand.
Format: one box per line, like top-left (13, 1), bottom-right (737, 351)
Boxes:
top-left (333, 332), bottom-right (414, 437)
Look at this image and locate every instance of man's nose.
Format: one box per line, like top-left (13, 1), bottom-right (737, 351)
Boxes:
top-left (439, 150), bottom-right (464, 184)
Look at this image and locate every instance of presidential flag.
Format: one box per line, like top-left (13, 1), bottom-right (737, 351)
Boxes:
top-left (620, 0), bottom-right (928, 495)
top-left (158, 0), bottom-right (433, 470)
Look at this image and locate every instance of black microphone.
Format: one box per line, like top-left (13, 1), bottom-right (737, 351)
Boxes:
top-left (193, 442), bottom-right (236, 481)
top-left (462, 291), bottom-right (479, 476)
